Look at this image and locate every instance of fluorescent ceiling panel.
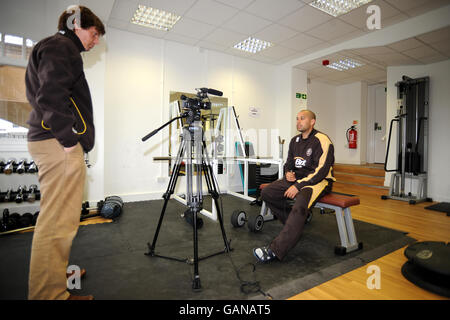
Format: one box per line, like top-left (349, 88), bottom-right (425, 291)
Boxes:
top-left (309, 0), bottom-right (373, 17)
top-left (131, 5), bottom-right (181, 31)
top-left (233, 37), bottom-right (273, 54)
top-left (326, 58), bottom-right (364, 71)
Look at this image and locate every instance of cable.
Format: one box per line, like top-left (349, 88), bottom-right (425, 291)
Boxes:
top-left (208, 166), bottom-right (272, 299)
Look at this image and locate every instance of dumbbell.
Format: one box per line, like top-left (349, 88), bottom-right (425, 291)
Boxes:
top-left (100, 196), bottom-right (124, 220)
top-left (3, 189), bottom-right (12, 202)
top-left (2, 211), bottom-right (21, 231)
top-left (32, 211), bottom-right (39, 226)
top-left (26, 185), bottom-right (39, 202)
top-left (80, 200), bottom-right (105, 220)
top-left (16, 158), bottom-right (27, 174)
top-left (19, 213), bottom-right (33, 228)
top-left (15, 185), bottom-right (26, 203)
top-left (0, 158), bottom-right (6, 173)
top-left (0, 209), bottom-right (9, 232)
top-left (3, 158), bottom-right (16, 175)
top-left (27, 160), bottom-right (38, 173)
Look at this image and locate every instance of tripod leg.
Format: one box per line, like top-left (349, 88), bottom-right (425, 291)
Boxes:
top-left (202, 142), bottom-right (232, 253)
top-left (192, 208), bottom-right (201, 290)
top-left (147, 140), bottom-right (186, 256)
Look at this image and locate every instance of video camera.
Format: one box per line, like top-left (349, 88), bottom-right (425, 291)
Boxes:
top-left (180, 88), bottom-right (223, 124)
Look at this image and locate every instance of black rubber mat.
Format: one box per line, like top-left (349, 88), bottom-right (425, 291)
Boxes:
top-left (425, 202), bottom-right (450, 215)
top-left (0, 194), bottom-right (416, 300)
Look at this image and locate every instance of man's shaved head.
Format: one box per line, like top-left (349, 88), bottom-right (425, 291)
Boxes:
top-left (298, 110), bottom-right (316, 120)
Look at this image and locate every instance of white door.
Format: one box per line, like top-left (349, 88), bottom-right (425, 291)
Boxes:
top-left (374, 86), bottom-right (386, 163)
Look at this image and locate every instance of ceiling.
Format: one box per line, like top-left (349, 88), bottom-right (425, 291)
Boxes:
top-left (102, 0), bottom-right (450, 84)
top-left (297, 25), bottom-right (450, 85)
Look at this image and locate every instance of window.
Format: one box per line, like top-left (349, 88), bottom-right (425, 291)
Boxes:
top-left (0, 33), bottom-right (36, 59)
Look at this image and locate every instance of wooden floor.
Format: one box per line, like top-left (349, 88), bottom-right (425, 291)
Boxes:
top-left (288, 181), bottom-right (450, 300)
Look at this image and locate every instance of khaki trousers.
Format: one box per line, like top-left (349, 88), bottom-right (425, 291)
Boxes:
top-left (27, 138), bottom-right (86, 300)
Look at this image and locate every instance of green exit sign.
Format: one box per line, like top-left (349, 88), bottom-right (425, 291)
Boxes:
top-left (296, 93), bottom-right (307, 99)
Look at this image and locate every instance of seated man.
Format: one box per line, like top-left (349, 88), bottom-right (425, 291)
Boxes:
top-left (253, 110), bottom-right (336, 263)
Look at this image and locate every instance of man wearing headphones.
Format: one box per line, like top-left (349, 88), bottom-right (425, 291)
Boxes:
top-left (25, 6), bottom-right (105, 300)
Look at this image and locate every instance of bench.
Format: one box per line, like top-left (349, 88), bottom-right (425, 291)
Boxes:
top-left (258, 183), bottom-right (363, 255)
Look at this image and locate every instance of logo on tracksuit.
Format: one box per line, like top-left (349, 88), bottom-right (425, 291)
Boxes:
top-left (294, 157), bottom-right (306, 168)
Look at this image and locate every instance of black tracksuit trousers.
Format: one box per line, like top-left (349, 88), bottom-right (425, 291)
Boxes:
top-left (261, 178), bottom-right (331, 260)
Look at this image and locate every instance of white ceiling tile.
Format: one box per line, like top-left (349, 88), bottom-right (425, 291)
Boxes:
top-left (245, 0), bottom-right (305, 22)
top-left (352, 46), bottom-right (397, 55)
top-left (170, 17), bottom-right (216, 39)
top-left (416, 26), bottom-right (450, 44)
top-left (196, 40), bottom-right (228, 52)
top-left (214, 0), bottom-right (255, 10)
top-left (222, 11), bottom-right (272, 35)
top-left (80, 0), bottom-right (115, 22)
top-left (384, 0), bottom-right (435, 12)
top-left (107, 18), bottom-right (130, 30)
top-left (250, 53), bottom-right (278, 63)
top-left (345, 64), bottom-right (381, 75)
top-left (404, 0), bottom-right (450, 17)
top-left (258, 45), bottom-right (297, 59)
top-left (279, 32), bottom-right (323, 51)
top-left (305, 19), bottom-right (359, 42)
top-left (184, 0), bottom-right (239, 26)
top-left (253, 24), bottom-right (299, 44)
top-left (109, 0), bottom-right (139, 21)
top-left (203, 28), bottom-right (247, 47)
top-left (338, 0), bottom-right (402, 30)
top-left (380, 13), bottom-right (409, 28)
top-left (164, 32), bottom-right (199, 46)
top-left (127, 22), bottom-right (167, 38)
top-left (417, 53), bottom-right (448, 64)
top-left (367, 52), bottom-right (422, 65)
top-left (328, 29), bottom-right (367, 45)
top-left (141, 0), bottom-right (197, 16)
top-left (294, 61), bottom-right (321, 71)
top-left (387, 37), bottom-right (424, 52)
top-left (429, 41), bottom-right (450, 56)
top-left (301, 42), bottom-right (333, 54)
top-left (402, 45), bottom-right (441, 59)
top-left (278, 5), bottom-right (333, 32)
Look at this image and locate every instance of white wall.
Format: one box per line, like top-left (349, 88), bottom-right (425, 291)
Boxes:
top-left (386, 59), bottom-right (450, 202)
top-left (290, 68), bottom-right (308, 137)
top-left (102, 27), bottom-right (284, 202)
top-left (307, 80), bottom-right (336, 143)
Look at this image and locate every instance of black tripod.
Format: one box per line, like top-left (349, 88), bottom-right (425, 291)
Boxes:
top-left (142, 92), bottom-right (232, 290)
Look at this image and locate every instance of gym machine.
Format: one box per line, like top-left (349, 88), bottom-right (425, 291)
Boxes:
top-left (382, 76), bottom-right (432, 204)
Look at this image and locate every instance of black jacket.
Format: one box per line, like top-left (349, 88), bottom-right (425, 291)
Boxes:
top-left (26, 29), bottom-right (95, 152)
top-left (284, 129), bottom-right (336, 190)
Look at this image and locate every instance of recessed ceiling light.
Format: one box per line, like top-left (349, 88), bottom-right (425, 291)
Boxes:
top-left (326, 58), bottom-right (364, 71)
top-left (233, 37), bottom-right (273, 54)
top-left (131, 5), bottom-right (181, 31)
top-left (309, 0), bottom-right (373, 17)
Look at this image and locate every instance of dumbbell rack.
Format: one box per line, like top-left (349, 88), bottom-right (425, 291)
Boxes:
top-left (0, 132), bottom-right (40, 216)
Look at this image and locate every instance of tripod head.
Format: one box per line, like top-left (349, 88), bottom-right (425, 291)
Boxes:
top-left (142, 88), bottom-right (223, 141)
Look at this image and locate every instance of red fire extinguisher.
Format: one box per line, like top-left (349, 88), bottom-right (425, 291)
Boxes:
top-left (346, 125), bottom-right (357, 149)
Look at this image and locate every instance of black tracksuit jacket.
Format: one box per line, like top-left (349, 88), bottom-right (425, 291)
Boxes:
top-left (284, 129), bottom-right (336, 190)
top-left (25, 28), bottom-right (95, 152)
